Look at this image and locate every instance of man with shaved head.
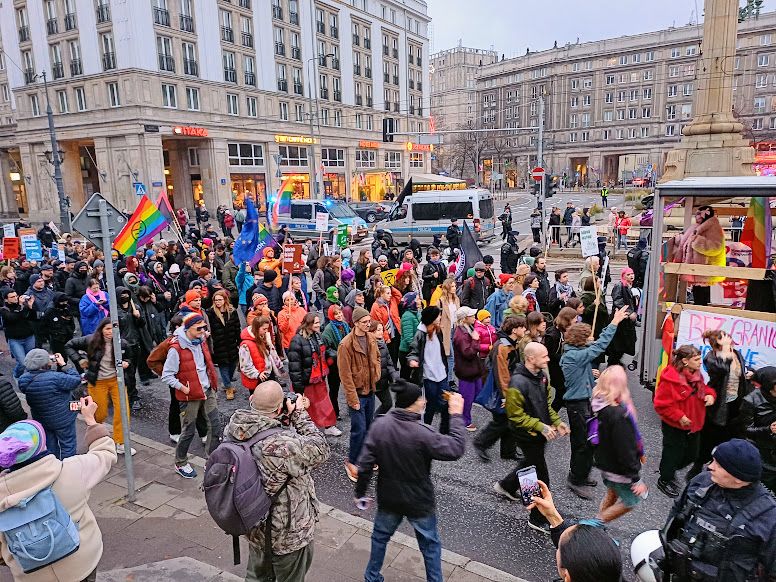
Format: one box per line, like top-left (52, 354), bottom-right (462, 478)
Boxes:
top-left (493, 341), bottom-right (569, 534)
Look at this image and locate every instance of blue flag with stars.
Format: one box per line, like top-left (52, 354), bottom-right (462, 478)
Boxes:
top-left (232, 199), bottom-right (259, 265)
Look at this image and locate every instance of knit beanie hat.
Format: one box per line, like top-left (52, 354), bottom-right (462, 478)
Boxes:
top-left (184, 289), bottom-right (201, 304)
top-left (326, 286), bottom-right (339, 303)
top-left (378, 255), bottom-right (388, 262)
top-left (351, 306), bottom-right (370, 323)
top-left (467, 268), bottom-right (475, 278)
top-left (391, 380), bottom-right (423, 409)
top-left (29, 274), bottom-right (41, 286)
top-left (249, 380), bottom-right (285, 415)
top-left (340, 269), bottom-right (355, 282)
top-left (327, 305), bottom-right (341, 321)
top-left (263, 269), bottom-right (278, 283)
top-left (168, 263), bottom-right (180, 273)
top-left (24, 349), bottom-right (51, 371)
top-left (182, 312), bottom-right (205, 330)
top-left (401, 291), bottom-right (418, 312)
top-left (0, 420), bottom-right (47, 468)
top-left (93, 259), bottom-right (105, 269)
top-left (477, 309), bottom-right (491, 322)
top-left (198, 268), bottom-right (211, 278)
top-left (421, 305), bottom-right (441, 326)
top-left (498, 273), bottom-right (514, 287)
top-left (712, 439), bottom-right (762, 482)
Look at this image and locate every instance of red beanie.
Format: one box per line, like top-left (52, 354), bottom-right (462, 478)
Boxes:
top-left (327, 304), bottom-right (341, 320)
top-left (185, 289), bottom-right (200, 304)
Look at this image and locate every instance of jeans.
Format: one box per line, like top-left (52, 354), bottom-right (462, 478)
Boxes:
top-left (349, 394), bottom-right (375, 464)
top-left (175, 389), bottom-right (221, 465)
top-left (446, 339), bottom-right (455, 384)
top-left (245, 541), bottom-right (313, 582)
top-left (499, 438), bottom-right (549, 523)
top-left (217, 361), bottom-right (237, 388)
top-left (566, 399), bottom-right (594, 485)
top-left (43, 422), bottom-right (77, 460)
top-left (617, 233), bottom-right (628, 249)
top-left (8, 335), bottom-right (35, 378)
top-left (422, 378), bottom-right (450, 435)
top-left (365, 510), bottom-right (442, 582)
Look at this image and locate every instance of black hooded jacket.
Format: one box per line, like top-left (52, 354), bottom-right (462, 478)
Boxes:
top-left (64, 262), bottom-right (89, 313)
top-left (741, 367), bottom-right (776, 469)
top-left (115, 286), bottom-right (144, 346)
top-left (43, 292), bottom-right (76, 346)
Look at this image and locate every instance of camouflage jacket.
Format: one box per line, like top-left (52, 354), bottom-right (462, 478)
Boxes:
top-left (225, 408), bottom-right (330, 555)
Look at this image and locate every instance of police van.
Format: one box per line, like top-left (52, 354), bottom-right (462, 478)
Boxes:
top-left (378, 188), bottom-right (496, 245)
top-left (285, 199), bottom-right (369, 242)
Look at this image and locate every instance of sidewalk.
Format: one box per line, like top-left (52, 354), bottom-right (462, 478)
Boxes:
top-left (85, 431), bottom-right (529, 582)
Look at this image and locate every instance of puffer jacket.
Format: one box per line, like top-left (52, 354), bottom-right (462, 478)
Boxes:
top-left (474, 320), bottom-right (497, 358)
top-left (64, 334), bottom-right (130, 386)
top-left (399, 309), bottom-right (421, 354)
top-left (0, 377), bottom-right (27, 432)
top-left (206, 307), bottom-right (241, 365)
top-left (0, 424), bottom-right (116, 581)
top-left (740, 367), bottom-right (776, 470)
top-left (287, 332), bottom-right (328, 393)
top-left (17, 368), bottom-right (82, 430)
top-left (225, 408), bottom-right (330, 555)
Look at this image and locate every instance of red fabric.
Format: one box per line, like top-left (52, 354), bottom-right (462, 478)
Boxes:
top-left (239, 327), bottom-right (267, 390)
top-left (301, 380), bottom-right (336, 428)
top-left (278, 306), bottom-right (306, 349)
top-left (169, 338), bottom-right (219, 401)
top-left (474, 320), bottom-right (497, 358)
top-left (614, 216), bottom-right (632, 235)
top-left (653, 365), bottom-right (715, 433)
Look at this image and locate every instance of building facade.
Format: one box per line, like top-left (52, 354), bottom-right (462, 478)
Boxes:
top-left (432, 13), bottom-right (776, 187)
top-left (0, 0), bottom-right (431, 224)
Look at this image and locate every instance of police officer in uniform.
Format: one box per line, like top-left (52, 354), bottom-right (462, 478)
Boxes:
top-left (659, 439), bottom-right (776, 581)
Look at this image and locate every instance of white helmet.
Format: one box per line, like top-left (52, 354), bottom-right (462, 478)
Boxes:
top-left (630, 530), bottom-right (663, 582)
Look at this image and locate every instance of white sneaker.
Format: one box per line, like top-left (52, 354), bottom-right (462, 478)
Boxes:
top-left (116, 444), bottom-right (137, 456)
top-left (323, 426), bottom-right (342, 437)
top-left (169, 434), bottom-right (180, 444)
top-left (201, 436), bottom-right (208, 445)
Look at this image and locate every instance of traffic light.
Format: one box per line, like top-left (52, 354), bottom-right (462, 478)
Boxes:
top-left (545, 176), bottom-right (558, 198)
top-left (532, 180), bottom-right (541, 197)
top-left (382, 117), bottom-right (395, 142)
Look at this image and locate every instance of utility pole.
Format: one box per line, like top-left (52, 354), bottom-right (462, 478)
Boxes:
top-left (42, 71), bottom-right (71, 233)
top-left (538, 95), bottom-right (547, 246)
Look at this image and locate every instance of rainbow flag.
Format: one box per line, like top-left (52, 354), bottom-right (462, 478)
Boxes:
top-left (655, 309), bottom-right (675, 392)
top-left (113, 195), bottom-right (171, 256)
top-left (270, 178), bottom-right (293, 227)
top-left (740, 197), bottom-right (773, 268)
top-left (249, 223), bottom-right (279, 266)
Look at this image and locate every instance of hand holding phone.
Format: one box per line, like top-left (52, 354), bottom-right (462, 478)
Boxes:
top-left (517, 466), bottom-right (542, 507)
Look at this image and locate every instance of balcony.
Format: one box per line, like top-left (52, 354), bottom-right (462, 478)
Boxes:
top-left (352, 65), bottom-right (360, 76)
top-left (24, 68), bottom-right (36, 84)
top-left (409, 79), bottom-right (414, 89)
top-left (272, 5), bottom-right (283, 19)
top-left (18, 26), bottom-right (30, 43)
top-left (242, 32), bottom-right (253, 47)
top-left (320, 87), bottom-right (329, 99)
top-left (183, 58), bottom-right (198, 76)
top-left (221, 26), bottom-right (234, 42)
top-left (353, 34), bottom-right (360, 46)
top-left (290, 12), bottom-right (299, 25)
top-left (96, 4), bottom-right (110, 23)
top-left (70, 59), bottom-right (82, 76)
top-left (366, 97), bottom-right (373, 107)
top-left (393, 75), bottom-right (399, 85)
top-left (417, 81), bottom-right (422, 90)
top-left (355, 95), bottom-right (363, 105)
top-left (180, 14), bottom-right (194, 32)
top-left (158, 54), bottom-right (175, 72)
top-left (47, 18), bottom-right (59, 35)
top-left (277, 79), bottom-right (288, 92)
top-left (393, 102), bottom-right (399, 112)
top-left (331, 58), bottom-right (340, 70)
top-left (393, 48), bottom-right (399, 58)
top-left (153, 7), bottom-right (170, 26)
top-left (291, 47), bottom-right (301, 60)
top-left (316, 21), bottom-right (325, 33)
top-left (334, 90), bottom-right (341, 102)
top-left (52, 62), bottom-right (64, 79)
top-left (409, 105), bottom-right (414, 115)
top-left (384, 100), bottom-right (390, 111)
top-left (293, 83), bottom-right (303, 95)
top-left (239, 0), bottom-right (251, 8)
top-left (382, 45), bottom-right (389, 56)
top-left (364, 38), bottom-right (371, 49)
top-left (383, 72), bottom-right (389, 82)
top-left (365, 67), bottom-right (372, 78)
top-left (275, 42), bottom-right (285, 56)
top-left (330, 26), bottom-right (338, 38)
top-left (64, 13), bottom-right (77, 30)
top-left (245, 72), bottom-right (256, 86)
top-left (224, 67), bottom-right (236, 82)
top-left (416, 57), bottom-right (422, 66)
top-left (102, 51), bottom-right (116, 70)
top-left (417, 106), bottom-right (423, 116)
top-left (409, 54), bottom-right (414, 64)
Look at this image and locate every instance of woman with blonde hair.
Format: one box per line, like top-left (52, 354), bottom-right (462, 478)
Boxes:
top-left (591, 365), bottom-right (646, 522)
top-left (513, 264), bottom-right (530, 295)
top-left (503, 295), bottom-right (529, 319)
top-left (206, 289), bottom-right (241, 400)
top-left (436, 276), bottom-right (460, 384)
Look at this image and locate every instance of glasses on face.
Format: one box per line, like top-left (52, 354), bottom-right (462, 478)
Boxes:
top-left (194, 325), bottom-right (208, 332)
top-left (358, 319), bottom-right (372, 326)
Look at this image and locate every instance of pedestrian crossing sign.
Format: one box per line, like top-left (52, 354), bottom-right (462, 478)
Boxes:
top-left (133, 182), bottom-right (147, 196)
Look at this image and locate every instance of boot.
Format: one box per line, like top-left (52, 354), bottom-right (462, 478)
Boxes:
top-left (225, 387), bottom-right (235, 401)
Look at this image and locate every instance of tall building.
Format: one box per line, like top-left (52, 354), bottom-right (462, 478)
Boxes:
top-left (0, 0), bottom-right (431, 223)
top-left (431, 13), bottom-right (776, 188)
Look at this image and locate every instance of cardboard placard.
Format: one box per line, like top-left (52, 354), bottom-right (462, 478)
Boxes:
top-left (380, 268), bottom-right (398, 287)
top-left (2, 224), bottom-right (15, 238)
top-left (23, 239), bottom-right (43, 261)
top-left (17, 228), bottom-right (36, 247)
top-left (282, 244), bottom-right (304, 274)
top-left (315, 212), bottom-right (329, 233)
top-left (579, 226), bottom-right (598, 257)
top-left (2, 237), bottom-right (19, 259)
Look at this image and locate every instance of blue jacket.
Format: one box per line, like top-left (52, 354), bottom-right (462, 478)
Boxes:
top-left (484, 289), bottom-right (513, 329)
top-left (235, 262), bottom-right (254, 306)
top-left (17, 368), bottom-right (82, 429)
top-left (559, 323), bottom-right (617, 401)
top-left (79, 293), bottom-right (110, 336)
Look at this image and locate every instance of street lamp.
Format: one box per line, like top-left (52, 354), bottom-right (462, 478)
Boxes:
top-left (37, 71), bottom-right (72, 233)
top-left (306, 53), bottom-right (335, 199)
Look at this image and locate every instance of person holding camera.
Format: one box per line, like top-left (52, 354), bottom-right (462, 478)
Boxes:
top-left (354, 380), bottom-right (466, 582)
top-left (17, 349), bottom-right (83, 460)
top-left (0, 289), bottom-right (38, 378)
top-left (224, 380), bottom-right (330, 582)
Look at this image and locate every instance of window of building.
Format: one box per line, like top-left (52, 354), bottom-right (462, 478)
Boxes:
top-left (279, 100), bottom-right (288, 120)
top-left (355, 113), bottom-right (362, 129)
top-left (321, 148), bottom-right (345, 167)
top-left (619, 55), bottom-right (627, 65)
top-left (186, 87), bottom-right (199, 110)
top-left (642, 107), bottom-right (651, 118)
top-left (616, 128), bottom-right (624, 139)
top-left (581, 131), bottom-right (589, 142)
top-left (334, 109), bottom-right (342, 127)
top-left (762, 34), bottom-right (772, 46)
top-left (603, 110), bottom-right (613, 122)
top-left (671, 47), bottom-right (680, 58)
top-left (279, 145), bottom-right (307, 166)
top-left (569, 114), bottom-right (577, 128)
top-left (187, 147), bottom-right (199, 167)
top-left (683, 83), bottom-right (694, 96)
top-left (228, 143), bottom-right (264, 166)
top-left (629, 127), bottom-right (637, 138)
top-left (686, 45), bottom-right (697, 56)
top-left (606, 74), bottom-right (615, 85)
top-left (583, 77), bottom-right (592, 89)
top-left (666, 124), bottom-right (676, 136)
top-left (628, 108), bottom-right (637, 119)
top-left (161, 83), bottom-right (177, 107)
top-left (669, 65), bottom-right (679, 77)
top-left (630, 89), bottom-right (639, 101)
top-left (224, 93), bottom-right (237, 115)
top-left (569, 132), bottom-right (578, 142)
top-left (107, 82), bottom-right (120, 106)
top-left (757, 73), bottom-right (769, 88)
top-left (581, 113), bottom-right (590, 127)
top-left (603, 129), bottom-right (611, 139)
top-left (409, 152), bottom-right (423, 168)
top-left (643, 87), bottom-right (653, 100)
top-left (247, 96), bottom-right (257, 117)
top-left (605, 92), bottom-right (613, 103)
top-left (295, 103), bottom-right (305, 122)
top-left (571, 79), bottom-right (579, 90)
top-left (0, 84), bottom-right (9, 103)
top-left (56, 90), bottom-right (68, 113)
top-left (617, 109), bottom-right (625, 120)
top-left (583, 95), bottom-right (591, 106)
top-left (632, 53), bottom-right (641, 63)
top-left (355, 149), bottom-right (376, 168)
top-left (755, 96), bottom-right (767, 113)
top-left (385, 151), bottom-right (401, 169)
top-left (759, 54), bottom-right (770, 67)
top-left (681, 103), bottom-right (692, 118)
top-left (617, 91), bottom-right (626, 103)
top-left (667, 104), bottom-right (676, 120)
top-left (30, 94), bottom-right (40, 116)
top-left (753, 118), bottom-right (764, 130)
top-left (668, 84), bottom-right (678, 97)
top-left (685, 63), bottom-right (695, 76)
top-left (570, 96), bottom-right (578, 108)
top-left (75, 86), bottom-right (86, 110)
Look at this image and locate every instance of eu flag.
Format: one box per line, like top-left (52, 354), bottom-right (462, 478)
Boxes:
top-left (232, 199), bottom-right (259, 264)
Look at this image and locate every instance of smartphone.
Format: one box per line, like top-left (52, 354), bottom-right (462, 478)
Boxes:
top-left (69, 401), bottom-right (82, 411)
top-left (517, 466), bottom-right (541, 507)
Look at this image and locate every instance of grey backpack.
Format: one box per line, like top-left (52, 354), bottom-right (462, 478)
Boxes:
top-left (203, 427), bottom-right (289, 564)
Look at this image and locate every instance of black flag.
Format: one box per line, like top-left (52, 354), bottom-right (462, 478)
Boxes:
top-left (454, 221), bottom-right (484, 280)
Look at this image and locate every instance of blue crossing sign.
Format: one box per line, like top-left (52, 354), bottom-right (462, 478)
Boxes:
top-left (133, 182), bottom-right (147, 196)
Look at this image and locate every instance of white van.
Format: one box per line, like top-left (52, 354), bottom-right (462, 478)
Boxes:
top-left (378, 188), bottom-right (496, 245)
top-left (285, 199), bottom-right (369, 242)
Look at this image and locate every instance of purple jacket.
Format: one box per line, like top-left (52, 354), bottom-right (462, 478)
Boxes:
top-left (453, 325), bottom-right (484, 380)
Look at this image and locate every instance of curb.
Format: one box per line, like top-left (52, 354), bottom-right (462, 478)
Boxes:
top-left (125, 432), bottom-right (530, 582)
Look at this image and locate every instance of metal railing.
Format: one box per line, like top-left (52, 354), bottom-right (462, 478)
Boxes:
top-left (96, 4), bottom-right (110, 23)
top-left (180, 14), bottom-right (194, 32)
top-left (153, 7), bottom-right (170, 26)
top-left (47, 18), bottom-right (59, 35)
top-left (245, 72), bottom-right (256, 85)
top-left (64, 13), bottom-right (77, 30)
top-left (102, 52), bottom-right (116, 70)
top-left (158, 54), bottom-right (175, 72)
top-left (70, 59), bottom-right (82, 76)
top-left (242, 32), bottom-right (253, 47)
top-left (18, 26), bottom-right (30, 42)
top-left (52, 62), bottom-right (65, 79)
top-left (183, 58), bottom-right (198, 76)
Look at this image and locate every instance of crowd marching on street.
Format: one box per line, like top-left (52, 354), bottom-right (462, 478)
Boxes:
top-left (0, 198), bottom-right (773, 582)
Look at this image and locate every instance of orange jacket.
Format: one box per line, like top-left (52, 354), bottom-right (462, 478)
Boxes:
top-left (370, 288), bottom-right (402, 343)
top-left (277, 305), bottom-right (307, 349)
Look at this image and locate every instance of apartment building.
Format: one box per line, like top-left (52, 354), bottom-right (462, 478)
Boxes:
top-left (0, 0), bottom-right (431, 224)
top-left (432, 13), bottom-right (776, 187)
top-left (430, 46), bottom-right (498, 127)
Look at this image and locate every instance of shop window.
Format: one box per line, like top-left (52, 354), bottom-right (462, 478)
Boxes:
top-left (290, 203), bottom-right (312, 219)
top-left (409, 152), bottom-right (424, 168)
top-left (279, 145), bottom-right (308, 166)
top-left (228, 142), bottom-right (264, 166)
top-left (385, 151), bottom-right (401, 169)
top-left (188, 147), bottom-right (200, 166)
top-left (355, 149), bottom-right (376, 168)
top-left (321, 148), bottom-right (345, 167)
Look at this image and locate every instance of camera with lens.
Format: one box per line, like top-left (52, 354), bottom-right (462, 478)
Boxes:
top-left (279, 392), bottom-right (298, 426)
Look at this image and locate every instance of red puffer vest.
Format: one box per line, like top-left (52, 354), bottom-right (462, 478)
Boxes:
top-left (239, 328), bottom-right (268, 390)
top-left (169, 337), bottom-right (219, 401)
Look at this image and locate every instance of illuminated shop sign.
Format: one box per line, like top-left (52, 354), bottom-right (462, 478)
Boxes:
top-left (173, 126), bottom-right (208, 137)
top-left (275, 134), bottom-right (317, 144)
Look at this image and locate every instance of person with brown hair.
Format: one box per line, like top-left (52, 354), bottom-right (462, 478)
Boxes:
top-left (517, 311), bottom-right (547, 362)
top-left (436, 277), bottom-right (460, 385)
top-left (543, 307), bottom-right (578, 411)
top-left (370, 284), bottom-right (402, 366)
top-left (207, 289), bottom-right (241, 400)
top-left (653, 344), bottom-right (716, 497)
top-left (238, 316), bottom-right (284, 395)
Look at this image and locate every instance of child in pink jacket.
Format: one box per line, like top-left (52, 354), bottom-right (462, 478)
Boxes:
top-left (474, 310), bottom-right (497, 358)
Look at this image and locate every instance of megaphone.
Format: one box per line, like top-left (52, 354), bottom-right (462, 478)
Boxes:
top-left (631, 530), bottom-right (664, 582)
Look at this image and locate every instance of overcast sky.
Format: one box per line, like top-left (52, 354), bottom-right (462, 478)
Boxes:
top-left (426, 0), bottom-right (774, 57)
